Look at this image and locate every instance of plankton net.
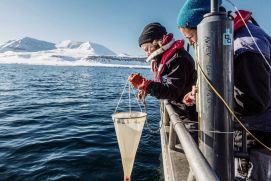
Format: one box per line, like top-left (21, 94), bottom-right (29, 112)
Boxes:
top-left (112, 80), bottom-right (146, 180)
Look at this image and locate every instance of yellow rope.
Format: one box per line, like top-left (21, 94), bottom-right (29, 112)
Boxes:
top-left (195, 46), bottom-right (271, 152)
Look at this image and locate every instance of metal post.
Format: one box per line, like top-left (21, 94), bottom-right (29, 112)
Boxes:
top-left (165, 101), bottom-right (219, 181)
top-left (186, 43), bottom-right (190, 53)
top-left (187, 170), bottom-right (196, 181)
top-left (197, 3), bottom-right (234, 180)
top-left (242, 130), bottom-right (247, 153)
top-left (211, 0), bottom-right (219, 13)
top-left (162, 100), bottom-right (170, 126)
top-left (169, 123), bottom-right (177, 150)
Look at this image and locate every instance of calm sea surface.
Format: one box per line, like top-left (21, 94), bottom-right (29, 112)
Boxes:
top-left (0, 64), bottom-right (161, 181)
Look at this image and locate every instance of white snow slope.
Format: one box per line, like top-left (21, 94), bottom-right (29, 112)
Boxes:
top-left (0, 37), bottom-right (148, 68)
top-left (0, 37), bottom-right (56, 53)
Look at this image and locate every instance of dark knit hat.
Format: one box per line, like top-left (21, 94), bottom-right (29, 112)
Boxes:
top-left (177, 0), bottom-right (222, 28)
top-left (138, 22), bottom-right (167, 47)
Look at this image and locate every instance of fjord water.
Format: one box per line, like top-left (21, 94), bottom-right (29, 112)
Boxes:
top-left (0, 64), bottom-right (161, 181)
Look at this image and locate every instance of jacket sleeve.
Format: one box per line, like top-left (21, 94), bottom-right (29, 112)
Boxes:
top-left (234, 51), bottom-right (271, 116)
top-left (146, 55), bottom-right (194, 101)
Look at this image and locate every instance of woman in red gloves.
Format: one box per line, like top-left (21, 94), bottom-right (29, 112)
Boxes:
top-left (128, 22), bottom-right (198, 134)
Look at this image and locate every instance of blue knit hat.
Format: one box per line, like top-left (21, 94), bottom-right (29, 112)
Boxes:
top-left (177, 0), bottom-right (222, 28)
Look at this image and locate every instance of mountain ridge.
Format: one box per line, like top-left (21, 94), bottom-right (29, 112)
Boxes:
top-left (0, 37), bottom-right (56, 53)
top-left (0, 37), bottom-right (148, 67)
top-left (0, 37), bottom-right (117, 56)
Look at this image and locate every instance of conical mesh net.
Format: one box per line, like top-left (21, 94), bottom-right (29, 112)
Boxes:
top-left (112, 112), bottom-right (146, 179)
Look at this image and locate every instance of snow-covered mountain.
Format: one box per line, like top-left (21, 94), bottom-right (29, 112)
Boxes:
top-left (56, 40), bottom-right (116, 56)
top-left (0, 37), bottom-right (148, 68)
top-left (56, 40), bottom-right (82, 49)
top-left (0, 37), bottom-right (116, 56)
top-left (0, 37), bottom-right (56, 53)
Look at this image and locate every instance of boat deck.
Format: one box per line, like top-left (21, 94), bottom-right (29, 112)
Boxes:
top-left (160, 125), bottom-right (190, 181)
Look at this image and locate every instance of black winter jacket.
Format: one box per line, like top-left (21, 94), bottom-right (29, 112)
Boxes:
top-left (234, 23), bottom-right (271, 132)
top-left (146, 47), bottom-right (197, 105)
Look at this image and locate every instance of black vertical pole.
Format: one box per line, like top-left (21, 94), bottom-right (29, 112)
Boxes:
top-left (197, 0), bottom-right (234, 180)
top-left (211, 0), bottom-right (219, 13)
top-left (186, 43), bottom-right (190, 53)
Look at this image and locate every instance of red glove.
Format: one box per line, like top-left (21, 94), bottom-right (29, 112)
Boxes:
top-left (183, 86), bottom-right (197, 106)
top-left (128, 73), bottom-right (151, 92)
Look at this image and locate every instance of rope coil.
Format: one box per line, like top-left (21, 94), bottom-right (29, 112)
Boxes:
top-left (142, 99), bottom-right (163, 134)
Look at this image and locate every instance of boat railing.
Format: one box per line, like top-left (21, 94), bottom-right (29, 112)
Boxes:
top-left (160, 100), bottom-right (219, 181)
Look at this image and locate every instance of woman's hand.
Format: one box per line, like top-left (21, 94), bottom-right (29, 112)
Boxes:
top-left (183, 85), bottom-right (197, 106)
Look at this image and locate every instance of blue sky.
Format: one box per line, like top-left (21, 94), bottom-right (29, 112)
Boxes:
top-left (0, 0), bottom-right (270, 55)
